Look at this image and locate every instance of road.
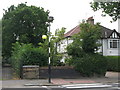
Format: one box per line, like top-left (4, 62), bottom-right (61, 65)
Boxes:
top-left (2, 83), bottom-right (119, 90)
top-left (60, 83), bottom-right (119, 90)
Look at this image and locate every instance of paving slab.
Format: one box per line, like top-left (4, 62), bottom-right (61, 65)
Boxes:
top-left (51, 79), bottom-right (95, 85)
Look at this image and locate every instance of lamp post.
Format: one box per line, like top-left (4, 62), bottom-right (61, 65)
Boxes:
top-left (48, 16), bottom-right (54, 83)
top-left (42, 16), bottom-right (54, 83)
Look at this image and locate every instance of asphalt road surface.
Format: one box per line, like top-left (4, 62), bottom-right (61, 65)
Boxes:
top-left (1, 88), bottom-right (119, 90)
top-left (2, 83), bottom-right (119, 90)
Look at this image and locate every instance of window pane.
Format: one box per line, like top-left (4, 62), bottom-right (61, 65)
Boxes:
top-left (110, 42), bottom-right (112, 48)
top-left (118, 42), bottom-right (120, 48)
top-left (113, 41), bottom-right (117, 48)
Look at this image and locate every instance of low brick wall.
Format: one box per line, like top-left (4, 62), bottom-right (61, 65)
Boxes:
top-left (22, 65), bottom-right (39, 79)
top-left (39, 66), bottom-right (81, 79)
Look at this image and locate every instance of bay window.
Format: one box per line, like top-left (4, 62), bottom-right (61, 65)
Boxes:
top-left (109, 39), bottom-right (120, 48)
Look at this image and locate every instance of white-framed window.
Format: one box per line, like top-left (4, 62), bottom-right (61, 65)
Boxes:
top-left (109, 39), bottom-right (120, 48)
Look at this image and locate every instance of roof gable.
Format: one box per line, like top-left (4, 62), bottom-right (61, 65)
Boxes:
top-left (109, 29), bottom-right (120, 38)
top-left (100, 25), bottom-right (113, 38)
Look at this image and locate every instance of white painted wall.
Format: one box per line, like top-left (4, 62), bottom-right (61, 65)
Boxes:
top-left (102, 39), bottom-right (120, 56)
top-left (57, 38), bottom-right (73, 53)
top-left (107, 49), bottom-right (120, 56)
top-left (118, 18), bottom-right (120, 33)
top-left (102, 39), bottom-right (108, 56)
top-left (67, 38), bottom-right (73, 44)
top-left (57, 38), bottom-right (120, 56)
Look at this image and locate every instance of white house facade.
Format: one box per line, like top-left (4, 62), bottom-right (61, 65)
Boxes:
top-left (101, 31), bottom-right (120, 56)
top-left (56, 17), bottom-right (120, 58)
top-left (102, 39), bottom-right (120, 56)
top-left (57, 38), bottom-right (73, 53)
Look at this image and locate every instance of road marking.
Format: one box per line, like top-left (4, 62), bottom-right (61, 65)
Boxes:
top-left (42, 86), bottom-right (47, 88)
top-left (24, 84), bottom-right (40, 86)
top-left (62, 83), bottom-right (112, 89)
top-left (62, 83), bottom-right (103, 87)
top-left (66, 85), bottom-right (112, 89)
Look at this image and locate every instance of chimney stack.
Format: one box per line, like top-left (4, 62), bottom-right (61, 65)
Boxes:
top-left (87, 16), bottom-right (94, 25)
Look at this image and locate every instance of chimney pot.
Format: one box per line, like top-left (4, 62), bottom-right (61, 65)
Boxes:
top-left (87, 16), bottom-right (94, 25)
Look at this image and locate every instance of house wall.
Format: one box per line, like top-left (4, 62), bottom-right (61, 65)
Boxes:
top-left (57, 38), bottom-right (120, 57)
top-left (57, 38), bottom-right (73, 53)
top-left (107, 49), bottom-right (120, 56)
top-left (67, 38), bottom-right (73, 44)
top-left (57, 39), bottom-right (67, 53)
top-left (102, 39), bottom-right (108, 56)
top-left (102, 39), bottom-right (120, 56)
top-left (96, 40), bottom-right (102, 53)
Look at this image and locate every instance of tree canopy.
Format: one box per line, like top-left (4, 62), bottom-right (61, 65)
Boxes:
top-left (2, 3), bottom-right (51, 59)
top-left (67, 22), bottom-right (101, 58)
top-left (90, 2), bottom-right (120, 22)
top-left (66, 22), bottom-right (107, 77)
top-left (49, 27), bottom-right (66, 66)
top-left (54, 27), bottom-right (66, 42)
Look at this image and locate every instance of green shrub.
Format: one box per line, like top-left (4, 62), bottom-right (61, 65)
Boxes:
top-left (52, 53), bottom-right (63, 66)
top-left (21, 47), bottom-right (48, 66)
top-left (11, 42), bottom-right (48, 78)
top-left (106, 56), bottom-right (120, 72)
top-left (73, 54), bottom-right (107, 77)
top-left (11, 42), bottom-right (24, 78)
top-left (65, 57), bottom-right (73, 66)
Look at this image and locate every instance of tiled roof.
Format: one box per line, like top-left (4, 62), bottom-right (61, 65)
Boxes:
top-left (64, 25), bottom-right (80, 37)
top-left (64, 25), bottom-right (120, 38)
top-left (100, 25), bottom-right (113, 38)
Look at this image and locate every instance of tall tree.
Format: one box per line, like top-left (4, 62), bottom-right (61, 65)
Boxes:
top-left (67, 22), bottom-right (101, 57)
top-left (2, 3), bottom-right (51, 59)
top-left (90, 2), bottom-right (120, 21)
top-left (49, 27), bottom-right (66, 66)
top-left (66, 22), bottom-right (107, 77)
top-left (55, 27), bottom-right (66, 42)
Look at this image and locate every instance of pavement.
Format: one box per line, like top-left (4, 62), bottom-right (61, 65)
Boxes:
top-left (1, 72), bottom-right (119, 88)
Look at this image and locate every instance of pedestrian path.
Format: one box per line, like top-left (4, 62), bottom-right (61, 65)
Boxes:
top-left (51, 79), bottom-right (95, 84)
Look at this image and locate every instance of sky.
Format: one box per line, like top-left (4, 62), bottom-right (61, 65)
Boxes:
top-left (0, 0), bottom-right (118, 34)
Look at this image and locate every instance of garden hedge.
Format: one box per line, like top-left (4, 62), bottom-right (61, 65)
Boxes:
top-left (72, 54), bottom-right (107, 77)
top-left (11, 42), bottom-right (48, 78)
top-left (106, 56), bottom-right (120, 72)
